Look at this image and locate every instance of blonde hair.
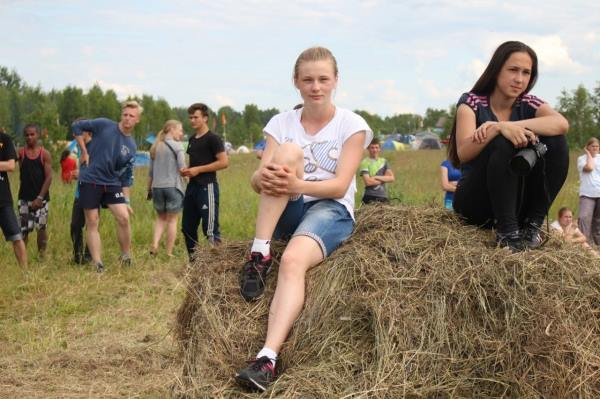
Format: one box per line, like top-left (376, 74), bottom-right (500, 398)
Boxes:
top-left (585, 137), bottom-right (599, 149)
top-left (122, 100), bottom-right (144, 114)
top-left (150, 120), bottom-right (181, 159)
top-left (293, 46), bottom-right (338, 81)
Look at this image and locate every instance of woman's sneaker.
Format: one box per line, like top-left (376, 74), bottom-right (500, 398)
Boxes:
top-left (496, 230), bottom-right (525, 252)
top-left (521, 222), bottom-right (544, 249)
top-left (235, 356), bottom-right (276, 391)
top-left (239, 252), bottom-right (272, 301)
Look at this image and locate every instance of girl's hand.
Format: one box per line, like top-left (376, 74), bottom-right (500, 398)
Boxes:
top-left (260, 163), bottom-right (300, 197)
top-left (472, 121), bottom-right (497, 144)
top-left (497, 123), bottom-right (536, 148)
top-left (585, 148), bottom-right (593, 158)
top-left (259, 163), bottom-right (287, 197)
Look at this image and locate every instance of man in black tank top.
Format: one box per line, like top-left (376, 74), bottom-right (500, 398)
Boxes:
top-left (18, 124), bottom-right (52, 258)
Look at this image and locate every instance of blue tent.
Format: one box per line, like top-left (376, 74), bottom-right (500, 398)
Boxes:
top-left (254, 138), bottom-right (266, 151)
top-left (68, 139), bottom-right (78, 151)
top-left (134, 152), bottom-right (151, 167)
top-left (145, 134), bottom-right (156, 145)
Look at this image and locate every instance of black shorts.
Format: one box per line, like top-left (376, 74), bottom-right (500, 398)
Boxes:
top-left (0, 205), bottom-right (23, 241)
top-left (78, 182), bottom-right (126, 209)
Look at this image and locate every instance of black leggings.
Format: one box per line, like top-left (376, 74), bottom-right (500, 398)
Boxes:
top-left (453, 134), bottom-right (569, 233)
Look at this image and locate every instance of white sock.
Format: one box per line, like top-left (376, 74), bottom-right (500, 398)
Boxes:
top-left (251, 238), bottom-right (271, 257)
top-left (256, 347), bottom-right (277, 366)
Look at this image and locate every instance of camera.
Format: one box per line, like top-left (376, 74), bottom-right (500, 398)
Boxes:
top-left (510, 138), bottom-right (547, 176)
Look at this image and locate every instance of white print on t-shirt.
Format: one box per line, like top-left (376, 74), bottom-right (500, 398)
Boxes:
top-left (265, 107), bottom-right (373, 220)
top-left (303, 140), bottom-right (339, 176)
top-left (120, 145), bottom-right (131, 157)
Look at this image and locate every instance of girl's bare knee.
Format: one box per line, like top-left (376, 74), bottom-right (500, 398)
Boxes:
top-left (272, 143), bottom-right (303, 166)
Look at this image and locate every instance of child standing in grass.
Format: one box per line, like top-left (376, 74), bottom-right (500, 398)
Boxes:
top-left (359, 137), bottom-right (395, 204)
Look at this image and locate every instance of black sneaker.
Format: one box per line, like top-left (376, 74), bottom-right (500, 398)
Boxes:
top-left (239, 252), bottom-right (272, 301)
top-left (95, 262), bottom-right (105, 273)
top-left (521, 222), bottom-right (544, 250)
top-left (496, 230), bottom-right (524, 252)
top-left (235, 356), bottom-right (276, 392)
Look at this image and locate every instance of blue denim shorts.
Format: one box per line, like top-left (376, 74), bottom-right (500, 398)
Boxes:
top-left (273, 198), bottom-right (354, 257)
top-left (152, 187), bottom-right (184, 213)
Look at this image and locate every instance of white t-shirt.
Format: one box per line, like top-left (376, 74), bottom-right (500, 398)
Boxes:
top-left (550, 220), bottom-right (562, 232)
top-left (577, 154), bottom-right (600, 198)
top-left (264, 107), bottom-right (373, 219)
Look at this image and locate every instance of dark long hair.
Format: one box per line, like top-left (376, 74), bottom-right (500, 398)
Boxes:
top-left (447, 41), bottom-right (539, 167)
top-left (60, 149), bottom-right (71, 162)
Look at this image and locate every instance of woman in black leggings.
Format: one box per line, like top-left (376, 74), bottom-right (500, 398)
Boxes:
top-left (448, 41), bottom-right (569, 251)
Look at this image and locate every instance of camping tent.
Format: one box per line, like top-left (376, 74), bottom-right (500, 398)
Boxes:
top-left (419, 137), bottom-right (442, 149)
top-left (145, 134), bottom-right (156, 145)
top-left (411, 131), bottom-right (442, 150)
top-left (237, 145), bottom-right (250, 154)
top-left (382, 138), bottom-right (405, 151)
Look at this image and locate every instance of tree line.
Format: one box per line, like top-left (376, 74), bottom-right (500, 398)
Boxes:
top-left (1, 65), bottom-right (598, 149)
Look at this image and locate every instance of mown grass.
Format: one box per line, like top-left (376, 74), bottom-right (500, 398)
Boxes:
top-left (0, 149), bottom-right (582, 397)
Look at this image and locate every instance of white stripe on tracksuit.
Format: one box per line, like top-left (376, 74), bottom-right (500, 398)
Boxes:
top-left (207, 182), bottom-right (215, 238)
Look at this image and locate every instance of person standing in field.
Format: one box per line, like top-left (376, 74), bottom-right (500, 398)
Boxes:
top-left (180, 103), bottom-right (229, 261)
top-left (18, 123), bottom-right (52, 258)
top-left (70, 129), bottom-right (92, 265)
top-left (148, 120), bottom-right (186, 257)
top-left (359, 137), bottom-right (394, 204)
top-left (235, 46), bottom-right (372, 392)
top-left (0, 128), bottom-right (27, 267)
top-left (577, 137), bottom-right (600, 246)
top-left (72, 100), bottom-right (142, 273)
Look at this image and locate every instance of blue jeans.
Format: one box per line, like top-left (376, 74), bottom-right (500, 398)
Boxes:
top-left (273, 198), bottom-right (354, 257)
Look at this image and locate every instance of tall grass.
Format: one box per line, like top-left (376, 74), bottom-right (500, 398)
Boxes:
top-left (0, 149), bottom-right (582, 397)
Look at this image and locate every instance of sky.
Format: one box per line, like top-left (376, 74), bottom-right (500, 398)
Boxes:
top-left (1, 0), bottom-right (599, 116)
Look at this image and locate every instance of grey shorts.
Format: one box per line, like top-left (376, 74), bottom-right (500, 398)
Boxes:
top-left (152, 187), bottom-right (184, 213)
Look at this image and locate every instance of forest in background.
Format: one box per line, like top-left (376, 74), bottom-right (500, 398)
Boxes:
top-left (1, 65), bottom-right (599, 150)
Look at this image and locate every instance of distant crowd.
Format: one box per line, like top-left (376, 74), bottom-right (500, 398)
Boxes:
top-left (0, 41), bottom-right (596, 392)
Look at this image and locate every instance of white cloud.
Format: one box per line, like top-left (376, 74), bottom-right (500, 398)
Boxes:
top-left (419, 78), bottom-right (458, 101)
top-left (39, 47), bottom-right (57, 57)
top-left (466, 58), bottom-right (486, 80)
top-left (529, 35), bottom-right (585, 73)
top-left (95, 80), bottom-right (143, 99)
top-left (480, 33), bottom-right (585, 74)
top-left (81, 46), bottom-right (94, 57)
top-left (355, 80), bottom-right (415, 114)
top-left (214, 94), bottom-right (235, 108)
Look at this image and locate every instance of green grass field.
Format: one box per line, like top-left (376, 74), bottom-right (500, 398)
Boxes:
top-left (0, 149), bottom-right (582, 397)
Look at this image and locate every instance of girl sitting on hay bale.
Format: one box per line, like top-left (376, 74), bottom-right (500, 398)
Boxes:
top-left (235, 46), bottom-right (372, 391)
top-left (448, 41), bottom-right (569, 252)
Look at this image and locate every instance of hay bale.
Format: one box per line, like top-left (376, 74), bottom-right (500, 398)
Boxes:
top-left (174, 205), bottom-right (600, 398)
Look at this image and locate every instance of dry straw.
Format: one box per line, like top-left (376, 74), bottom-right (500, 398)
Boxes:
top-left (174, 205), bottom-right (600, 398)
